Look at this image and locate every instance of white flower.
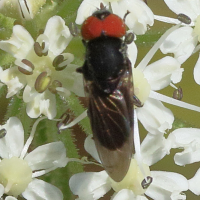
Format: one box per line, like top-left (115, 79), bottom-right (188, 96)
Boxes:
top-left (189, 167), bottom-right (200, 195)
top-left (0, 117), bottom-right (68, 199)
top-left (128, 40), bottom-right (177, 134)
top-left (127, 25), bottom-right (200, 134)
top-left (0, 16), bottom-right (84, 119)
top-left (140, 133), bottom-right (170, 166)
top-left (144, 127), bottom-right (200, 198)
top-left (0, 0), bottom-right (46, 20)
top-left (145, 171), bottom-right (188, 200)
top-left (154, 0), bottom-right (200, 83)
top-left (167, 128), bottom-right (200, 166)
top-left (160, 26), bottom-right (198, 64)
top-left (69, 134), bottom-right (189, 200)
top-left (75, 0), bottom-right (154, 35)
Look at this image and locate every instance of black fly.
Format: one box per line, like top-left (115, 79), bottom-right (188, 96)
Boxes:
top-left (77, 7), bottom-right (134, 182)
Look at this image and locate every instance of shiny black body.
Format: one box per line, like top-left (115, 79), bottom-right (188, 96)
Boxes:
top-left (83, 37), bottom-right (124, 82)
top-left (80, 36), bottom-right (134, 182)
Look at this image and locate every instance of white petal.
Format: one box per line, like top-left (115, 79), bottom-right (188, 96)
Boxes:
top-left (24, 141), bottom-right (68, 171)
top-left (170, 67), bottom-right (184, 83)
top-left (42, 16), bottom-right (72, 55)
top-left (71, 70), bottom-right (85, 97)
top-left (141, 133), bottom-right (169, 166)
top-left (135, 196), bottom-right (148, 200)
top-left (188, 167), bottom-right (200, 195)
top-left (0, 117), bottom-right (24, 158)
top-left (143, 56), bottom-right (182, 90)
top-left (127, 41), bottom-right (138, 67)
top-left (164, 0), bottom-right (200, 21)
top-left (24, 90), bottom-right (57, 119)
top-left (23, 85), bottom-right (38, 103)
top-left (3, 76), bottom-right (24, 98)
top-left (194, 53), bottom-right (200, 84)
top-left (111, 189), bottom-right (137, 200)
top-left (69, 171), bottom-right (111, 199)
top-left (111, 0), bottom-right (154, 35)
top-left (54, 64), bottom-right (85, 97)
top-left (146, 171), bottom-right (188, 200)
top-left (170, 191), bottom-right (187, 200)
top-left (75, 0), bottom-right (105, 24)
top-left (167, 128), bottom-right (200, 165)
top-left (0, 66), bottom-right (26, 98)
top-left (160, 27), bottom-right (198, 64)
top-left (5, 196), bottom-right (18, 200)
top-left (171, 128), bottom-right (200, 146)
top-left (22, 178), bottom-right (63, 200)
top-left (173, 150), bottom-right (199, 166)
top-left (84, 135), bottom-right (101, 163)
top-left (0, 25), bottom-right (34, 59)
top-left (136, 98), bottom-right (174, 134)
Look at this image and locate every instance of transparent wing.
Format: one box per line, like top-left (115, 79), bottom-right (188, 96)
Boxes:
top-left (87, 62), bottom-right (134, 182)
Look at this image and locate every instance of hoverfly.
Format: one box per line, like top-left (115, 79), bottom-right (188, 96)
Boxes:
top-left (77, 5), bottom-right (134, 182)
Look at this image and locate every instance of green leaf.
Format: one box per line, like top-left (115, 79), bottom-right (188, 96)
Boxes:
top-left (0, 50), bottom-right (15, 66)
top-left (0, 85), bottom-right (7, 99)
top-left (55, 0), bottom-right (82, 23)
top-left (31, 100), bottom-right (84, 200)
top-left (3, 95), bottom-right (34, 138)
top-left (0, 13), bottom-right (15, 39)
top-left (67, 93), bottom-right (92, 135)
top-left (4, 96), bottom-right (23, 119)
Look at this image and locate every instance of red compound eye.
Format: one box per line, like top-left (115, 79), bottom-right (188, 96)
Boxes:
top-left (81, 13), bottom-right (126, 40)
top-left (81, 16), bottom-right (103, 40)
top-left (103, 14), bottom-right (126, 38)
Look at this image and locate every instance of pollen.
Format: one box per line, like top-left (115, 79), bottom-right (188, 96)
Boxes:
top-left (132, 68), bottom-right (151, 106)
top-left (110, 159), bottom-right (151, 195)
top-left (0, 157), bottom-right (32, 197)
top-left (35, 71), bottom-right (51, 93)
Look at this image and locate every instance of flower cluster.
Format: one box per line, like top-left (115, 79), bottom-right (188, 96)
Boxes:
top-left (0, 117), bottom-right (68, 200)
top-left (0, 0), bottom-right (200, 200)
top-left (0, 16), bottom-right (84, 119)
